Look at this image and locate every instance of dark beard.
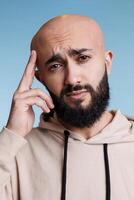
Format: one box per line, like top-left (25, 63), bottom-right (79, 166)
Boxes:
top-left (45, 69), bottom-right (110, 128)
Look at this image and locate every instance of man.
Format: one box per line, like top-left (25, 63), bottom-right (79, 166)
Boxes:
top-left (0, 14), bottom-right (134, 200)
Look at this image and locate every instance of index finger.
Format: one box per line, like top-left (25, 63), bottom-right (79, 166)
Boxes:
top-left (17, 50), bottom-right (37, 92)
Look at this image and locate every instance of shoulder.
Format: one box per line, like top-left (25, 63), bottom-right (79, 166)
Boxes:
top-left (25, 127), bottom-right (50, 146)
top-left (16, 127), bottom-right (64, 162)
top-left (25, 127), bottom-right (63, 149)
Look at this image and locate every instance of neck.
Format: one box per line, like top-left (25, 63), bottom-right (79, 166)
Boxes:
top-left (58, 110), bottom-right (114, 139)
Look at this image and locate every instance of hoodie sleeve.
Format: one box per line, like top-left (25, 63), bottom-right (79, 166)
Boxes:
top-left (0, 127), bottom-right (27, 200)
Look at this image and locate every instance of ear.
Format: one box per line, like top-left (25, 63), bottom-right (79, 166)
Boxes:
top-left (35, 68), bottom-right (46, 86)
top-left (105, 51), bottom-right (113, 75)
top-left (35, 68), bottom-right (42, 82)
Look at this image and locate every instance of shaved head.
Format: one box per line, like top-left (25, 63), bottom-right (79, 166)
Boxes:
top-left (31, 14), bottom-right (105, 56)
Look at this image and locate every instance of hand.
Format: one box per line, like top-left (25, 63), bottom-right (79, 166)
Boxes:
top-left (6, 50), bottom-right (54, 137)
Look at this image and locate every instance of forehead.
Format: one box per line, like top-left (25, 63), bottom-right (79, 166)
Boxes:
top-left (37, 22), bottom-right (103, 56)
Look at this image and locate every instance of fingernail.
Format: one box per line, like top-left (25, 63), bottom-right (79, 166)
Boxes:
top-left (46, 109), bottom-right (50, 113)
top-left (51, 104), bottom-right (55, 109)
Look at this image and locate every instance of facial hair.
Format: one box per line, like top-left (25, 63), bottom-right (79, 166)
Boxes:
top-left (46, 69), bottom-right (110, 128)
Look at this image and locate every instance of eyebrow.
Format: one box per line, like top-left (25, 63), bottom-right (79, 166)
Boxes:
top-left (45, 54), bottom-right (64, 66)
top-left (68, 48), bottom-right (94, 56)
top-left (45, 48), bottom-right (93, 66)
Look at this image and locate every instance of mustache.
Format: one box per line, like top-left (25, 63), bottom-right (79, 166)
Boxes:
top-left (61, 84), bottom-right (95, 97)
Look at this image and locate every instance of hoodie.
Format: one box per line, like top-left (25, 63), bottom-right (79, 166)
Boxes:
top-left (0, 110), bottom-right (134, 200)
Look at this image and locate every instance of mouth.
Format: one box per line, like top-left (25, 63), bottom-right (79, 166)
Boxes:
top-left (65, 90), bottom-right (87, 100)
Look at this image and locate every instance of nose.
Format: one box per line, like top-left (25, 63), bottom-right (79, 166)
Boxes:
top-left (64, 60), bottom-right (81, 85)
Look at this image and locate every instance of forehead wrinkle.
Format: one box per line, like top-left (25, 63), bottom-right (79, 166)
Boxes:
top-left (46, 47), bottom-right (94, 66)
top-left (45, 31), bottom-right (72, 47)
top-left (67, 48), bottom-right (95, 56)
top-left (47, 47), bottom-right (94, 60)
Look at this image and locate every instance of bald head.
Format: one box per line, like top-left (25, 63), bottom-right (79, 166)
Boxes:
top-left (31, 14), bottom-right (105, 53)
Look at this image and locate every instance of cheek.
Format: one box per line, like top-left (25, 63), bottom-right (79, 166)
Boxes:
top-left (83, 59), bottom-right (105, 89)
top-left (41, 71), bottom-right (64, 96)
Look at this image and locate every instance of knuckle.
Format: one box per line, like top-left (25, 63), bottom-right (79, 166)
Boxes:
top-left (13, 92), bottom-right (20, 100)
top-left (35, 96), bottom-right (39, 102)
top-left (35, 97), bottom-right (44, 107)
top-left (41, 100), bottom-right (46, 107)
top-left (40, 101), bottom-right (45, 107)
top-left (39, 98), bottom-right (46, 106)
top-left (13, 90), bottom-right (24, 101)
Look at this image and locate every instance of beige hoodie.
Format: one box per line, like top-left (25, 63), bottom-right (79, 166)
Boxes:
top-left (0, 110), bottom-right (134, 200)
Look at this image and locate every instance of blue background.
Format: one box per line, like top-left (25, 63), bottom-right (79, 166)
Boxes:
top-left (0, 0), bottom-right (134, 130)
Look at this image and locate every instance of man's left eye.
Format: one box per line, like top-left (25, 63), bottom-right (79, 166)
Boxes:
top-left (78, 55), bottom-right (90, 62)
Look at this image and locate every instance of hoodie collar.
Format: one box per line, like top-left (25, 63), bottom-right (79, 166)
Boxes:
top-left (39, 110), bottom-right (134, 144)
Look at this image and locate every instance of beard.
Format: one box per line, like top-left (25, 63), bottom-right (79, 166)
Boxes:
top-left (45, 69), bottom-right (110, 128)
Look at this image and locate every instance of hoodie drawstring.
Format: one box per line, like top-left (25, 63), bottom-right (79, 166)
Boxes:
top-left (61, 130), bottom-right (70, 200)
top-left (103, 144), bottom-right (111, 200)
top-left (61, 131), bottom-right (111, 200)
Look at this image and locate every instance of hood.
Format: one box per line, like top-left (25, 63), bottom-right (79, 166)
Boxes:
top-left (39, 110), bottom-right (134, 144)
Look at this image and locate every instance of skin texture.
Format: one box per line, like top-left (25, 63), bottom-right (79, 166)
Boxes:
top-left (6, 14), bottom-right (113, 138)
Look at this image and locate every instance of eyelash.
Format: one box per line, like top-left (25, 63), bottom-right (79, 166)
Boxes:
top-left (78, 55), bottom-right (91, 63)
top-left (49, 64), bottom-right (62, 71)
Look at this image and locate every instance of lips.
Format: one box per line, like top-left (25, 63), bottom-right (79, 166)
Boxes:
top-left (66, 90), bottom-right (87, 100)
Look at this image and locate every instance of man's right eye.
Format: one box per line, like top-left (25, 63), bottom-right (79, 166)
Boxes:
top-left (49, 63), bottom-right (62, 71)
